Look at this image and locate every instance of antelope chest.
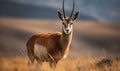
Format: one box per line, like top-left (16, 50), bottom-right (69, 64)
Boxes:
top-left (63, 46), bottom-right (69, 59)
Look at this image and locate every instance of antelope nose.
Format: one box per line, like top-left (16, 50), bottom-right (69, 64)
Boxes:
top-left (66, 29), bottom-right (69, 32)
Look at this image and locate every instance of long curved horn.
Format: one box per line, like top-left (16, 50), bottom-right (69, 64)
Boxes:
top-left (63, 0), bottom-right (66, 18)
top-left (70, 0), bottom-right (75, 18)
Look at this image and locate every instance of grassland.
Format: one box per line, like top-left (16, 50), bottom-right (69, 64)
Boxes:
top-left (0, 57), bottom-right (120, 71)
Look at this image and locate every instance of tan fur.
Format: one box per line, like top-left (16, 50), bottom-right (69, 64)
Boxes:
top-left (26, 31), bottom-right (72, 67)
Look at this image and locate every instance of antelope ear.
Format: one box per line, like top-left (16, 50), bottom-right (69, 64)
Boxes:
top-left (72, 11), bottom-right (80, 21)
top-left (57, 11), bottom-right (63, 20)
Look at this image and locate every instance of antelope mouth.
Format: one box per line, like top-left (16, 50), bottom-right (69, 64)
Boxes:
top-left (64, 28), bottom-right (72, 34)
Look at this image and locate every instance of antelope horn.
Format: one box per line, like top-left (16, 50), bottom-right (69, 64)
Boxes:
top-left (63, 0), bottom-right (66, 18)
top-left (70, 0), bottom-right (75, 18)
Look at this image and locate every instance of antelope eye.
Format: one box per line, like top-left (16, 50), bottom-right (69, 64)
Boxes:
top-left (62, 23), bottom-right (65, 25)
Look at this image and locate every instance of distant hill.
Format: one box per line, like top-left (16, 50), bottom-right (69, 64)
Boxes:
top-left (0, 1), bottom-right (95, 20)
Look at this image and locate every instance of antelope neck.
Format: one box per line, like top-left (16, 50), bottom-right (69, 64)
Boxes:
top-left (60, 28), bottom-right (73, 53)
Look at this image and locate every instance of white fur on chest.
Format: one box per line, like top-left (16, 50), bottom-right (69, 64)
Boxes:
top-left (34, 44), bottom-right (47, 57)
top-left (63, 46), bottom-right (69, 59)
top-left (63, 54), bottom-right (67, 59)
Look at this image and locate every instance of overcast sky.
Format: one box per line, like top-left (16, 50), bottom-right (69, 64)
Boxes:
top-left (1, 0), bottom-right (120, 21)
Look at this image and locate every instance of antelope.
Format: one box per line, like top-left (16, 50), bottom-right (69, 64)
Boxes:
top-left (26, 0), bottom-right (79, 67)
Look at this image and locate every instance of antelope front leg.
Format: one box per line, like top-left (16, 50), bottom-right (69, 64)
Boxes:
top-left (48, 54), bottom-right (57, 68)
top-left (49, 61), bottom-right (57, 68)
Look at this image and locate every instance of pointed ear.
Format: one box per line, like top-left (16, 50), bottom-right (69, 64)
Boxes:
top-left (57, 11), bottom-right (63, 20)
top-left (72, 11), bottom-right (80, 21)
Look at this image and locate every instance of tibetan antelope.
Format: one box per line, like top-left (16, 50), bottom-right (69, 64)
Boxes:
top-left (26, 0), bottom-right (79, 67)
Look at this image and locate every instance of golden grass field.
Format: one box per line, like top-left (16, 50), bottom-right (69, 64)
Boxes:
top-left (0, 57), bottom-right (120, 71)
top-left (0, 18), bottom-right (120, 71)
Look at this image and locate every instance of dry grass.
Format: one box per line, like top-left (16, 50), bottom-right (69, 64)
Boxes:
top-left (0, 57), bottom-right (119, 71)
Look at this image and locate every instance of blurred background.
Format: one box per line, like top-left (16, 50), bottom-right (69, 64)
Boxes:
top-left (0, 0), bottom-right (120, 58)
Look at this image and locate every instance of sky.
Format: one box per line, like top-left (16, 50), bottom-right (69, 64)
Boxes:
top-left (1, 0), bottom-right (120, 22)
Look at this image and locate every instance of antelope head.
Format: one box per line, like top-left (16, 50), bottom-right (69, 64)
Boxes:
top-left (57, 0), bottom-right (80, 34)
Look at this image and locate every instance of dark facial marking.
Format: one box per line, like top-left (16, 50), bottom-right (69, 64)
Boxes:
top-left (65, 18), bottom-right (72, 24)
